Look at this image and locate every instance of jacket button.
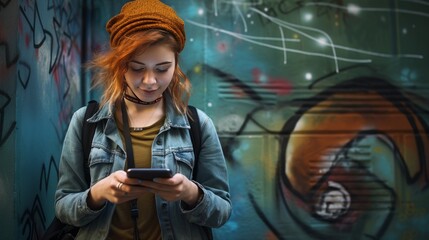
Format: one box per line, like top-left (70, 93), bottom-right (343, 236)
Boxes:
top-left (156, 140), bottom-right (162, 145)
top-left (162, 203), bottom-right (167, 209)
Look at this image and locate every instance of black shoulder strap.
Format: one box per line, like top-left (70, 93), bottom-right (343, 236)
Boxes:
top-left (82, 100), bottom-right (99, 184)
top-left (187, 105), bottom-right (201, 178)
top-left (187, 105), bottom-right (213, 239)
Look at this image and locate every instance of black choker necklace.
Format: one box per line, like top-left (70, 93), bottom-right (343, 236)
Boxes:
top-left (124, 94), bottom-right (163, 105)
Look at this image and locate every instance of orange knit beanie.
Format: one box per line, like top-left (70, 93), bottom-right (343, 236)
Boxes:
top-left (106, 0), bottom-right (186, 52)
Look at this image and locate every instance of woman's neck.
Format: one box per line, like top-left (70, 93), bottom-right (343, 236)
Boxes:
top-left (121, 98), bottom-right (165, 128)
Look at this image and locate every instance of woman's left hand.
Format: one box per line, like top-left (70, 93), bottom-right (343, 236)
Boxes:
top-left (139, 173), bottom-right (202, 207)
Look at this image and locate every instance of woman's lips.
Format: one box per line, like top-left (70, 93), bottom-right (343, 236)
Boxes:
top-left (138, 89), bottom-right (159, 99)
top-left (140, 88), bottom-right (157, 93)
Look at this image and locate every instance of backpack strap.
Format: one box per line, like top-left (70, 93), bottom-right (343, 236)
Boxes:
top-left (187, 105), bottom-right (201, 178)
top-left (82, 100), bottom-right (99, 185)
top-left (187, 105), bottom-right (213, 239)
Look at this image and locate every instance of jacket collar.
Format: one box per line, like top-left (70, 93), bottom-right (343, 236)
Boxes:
top-left (87, 93), bottom-right (190, 130)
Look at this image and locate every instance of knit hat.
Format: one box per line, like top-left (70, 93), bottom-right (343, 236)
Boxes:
top-left (106, 0), bottom-right (186, 52)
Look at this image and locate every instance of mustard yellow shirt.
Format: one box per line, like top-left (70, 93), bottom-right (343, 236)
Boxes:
top-left (108, 116), bottom-right (165, 240)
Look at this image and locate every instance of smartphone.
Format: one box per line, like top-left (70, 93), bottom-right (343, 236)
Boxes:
top-left (127, 168), bottom-right (174, 180)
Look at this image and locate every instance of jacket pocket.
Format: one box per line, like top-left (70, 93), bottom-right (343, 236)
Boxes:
top-left (88, 146), bottom-right (115, 184)
top-left (172, 150), bottom-right (194, 179)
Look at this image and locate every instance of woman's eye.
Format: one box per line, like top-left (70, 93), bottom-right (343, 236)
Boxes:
top-left (130, 67), bottom-right (144, 72)
top-left (156, 68), bottom-right (169, 73)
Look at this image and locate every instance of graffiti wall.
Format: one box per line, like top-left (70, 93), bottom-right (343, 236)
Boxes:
top-left (1, 0), bottom-right (84, 239)
top-left (168, 0), bottom-right (429, 239)
top-left (0, 1), bottom-right (129, 239)
top-left (1, 0), bottom-right (428, 239)
top-left (0, 1), bottom-right (127, 239)
top-left (0, 0), bottom-right (19, 239)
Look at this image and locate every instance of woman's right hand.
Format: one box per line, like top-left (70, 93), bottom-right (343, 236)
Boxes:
top-left (86, 170), bottom-right (148, 210)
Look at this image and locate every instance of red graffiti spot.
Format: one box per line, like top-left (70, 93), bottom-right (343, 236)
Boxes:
top-left (53, 67), bottom-right (60, 87)
top-left (217, 42), bottom-right (228, 53)
top-left (25, 33), bottom-right (30, 47)
top-left (265, 231), bottom-right (278, 240)
top-left (252, 68), bottom-right (292, 95)
top-left (231, 85), bottom-right (247, 97)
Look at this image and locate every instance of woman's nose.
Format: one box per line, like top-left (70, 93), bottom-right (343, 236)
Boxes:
top-left (142, 70), bottom-right (156, 85)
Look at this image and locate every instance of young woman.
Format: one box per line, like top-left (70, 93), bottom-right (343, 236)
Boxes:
top-left (55, 1), bottom-right (231, 239)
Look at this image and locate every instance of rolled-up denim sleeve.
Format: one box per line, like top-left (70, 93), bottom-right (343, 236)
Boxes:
top-left (181, 110), bottom-right (232, 227)
top-left (54, 107), bottom-right (105, 226)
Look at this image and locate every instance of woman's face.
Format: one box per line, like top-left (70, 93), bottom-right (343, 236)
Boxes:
top-left (124, 44), bottom-right (175, 102)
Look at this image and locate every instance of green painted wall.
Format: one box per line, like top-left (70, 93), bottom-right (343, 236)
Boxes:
top-left (0, 1), bottom-right (18, 239)
top-left (1, 0), bottom-right (86, 238)
top-left (175, 1), bottom-right (429, 239)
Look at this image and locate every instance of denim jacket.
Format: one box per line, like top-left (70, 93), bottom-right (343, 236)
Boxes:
top-left (55, 97), bottom-right (232, 240)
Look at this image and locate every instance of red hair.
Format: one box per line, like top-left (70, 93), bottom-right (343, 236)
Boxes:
top-left (88, 30), bottom-right (191, 114)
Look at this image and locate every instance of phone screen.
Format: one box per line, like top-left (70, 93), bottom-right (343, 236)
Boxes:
top-left (126, 168), bottom-right (173, 180)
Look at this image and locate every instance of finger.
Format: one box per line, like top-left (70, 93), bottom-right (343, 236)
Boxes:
top-left (116, 182), bottom-right (124, 191)
top-left (113, 170), bottom-right (129, 183)
top-left (125, 178), bottom-right (143, 186)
